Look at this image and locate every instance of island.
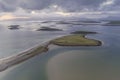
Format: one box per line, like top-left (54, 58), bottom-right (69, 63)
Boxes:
top-left (8, 25), bottom-right (20, 30)
top-left (71, 31), bottom-right (97, 34)
top-left (50, 34), bottom-right (101, 46)
top-left (0, 31), bottom-right (102, 72)
top-left (36, 27), bottom-right (63, 31)
top-left (56, 21), bottom-right (101, 25)
top-left (103, 21), bottom-right (120, 26)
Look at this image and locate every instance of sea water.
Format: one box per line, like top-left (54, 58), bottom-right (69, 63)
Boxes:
top-left (0, 21), bottom-right (120, 80)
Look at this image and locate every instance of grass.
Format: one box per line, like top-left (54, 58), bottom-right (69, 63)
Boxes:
top-left (51, 34), bottom-right (101, 46)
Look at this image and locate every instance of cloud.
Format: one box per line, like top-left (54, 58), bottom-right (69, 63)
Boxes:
top-left (0, 2), bottom-right (14, 12)
top-left (52, 0), bottom-right (107, 11)
top-left (0, 0), bottom-right (52, 12)
top-left (1, 0), bottom-right (120, 21)
top-left (0, 0), bottom-right (114, 12)
top-left (19, 0), bottom-right (52, 10)
top-left (0, 13), bottom-right (29, 21)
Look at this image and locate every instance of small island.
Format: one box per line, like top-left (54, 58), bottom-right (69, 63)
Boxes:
top-left (103, 21), bottom-right (120, 26)
top-left (71, 31), bottom-right (97, 34)
top-left (51, 34), bottom-right (101, 46)
top-left (36, 27), bottom-right (63, 31)
top-left (8, 25), bottom-right (20, 30)
top-left (56, 21), bottom-right (101, 25)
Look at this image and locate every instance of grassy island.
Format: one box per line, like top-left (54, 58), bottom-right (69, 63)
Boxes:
top-left (71, 31), bottom-right (97, 34)
top-left (51, 34), bottom-right (101, 46)
top-left (0, 31), bottom-right (102, 72)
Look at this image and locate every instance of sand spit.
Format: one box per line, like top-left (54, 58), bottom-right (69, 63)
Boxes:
top-left (0, 42), bottom-right (50, 72)
top-left (0, 33), bottom-right (102, 72)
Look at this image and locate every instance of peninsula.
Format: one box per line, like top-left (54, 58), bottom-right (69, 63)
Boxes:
top-left (0, 31), bottom-right (102, 72)
top-left (51, 34), bottom-right (101, 46)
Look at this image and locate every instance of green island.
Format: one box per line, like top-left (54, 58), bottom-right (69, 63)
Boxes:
top-left (50, 34), bottom-right (101, 46)
top-left (71, 31), bottom-right (97, 34)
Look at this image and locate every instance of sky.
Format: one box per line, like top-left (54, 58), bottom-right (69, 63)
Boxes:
top-left (0, 0), bottom-right (120, 21)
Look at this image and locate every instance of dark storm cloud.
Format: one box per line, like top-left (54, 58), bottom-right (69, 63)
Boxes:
top-left (0, 1), bottom-right (16, 11)
top-left (19, 0), bottom-right (52, 10)
top-left (109, 0), bottom-right (120, 10)
top-left (0, 0), bottom-right (52, 12)
top-left (0, 0), bottom-right (119, 12)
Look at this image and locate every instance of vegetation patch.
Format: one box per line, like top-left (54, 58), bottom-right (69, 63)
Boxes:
top-left (51, 34), bottom-right (102, 46)
top-left (71, 31), bottom-right (97, 35)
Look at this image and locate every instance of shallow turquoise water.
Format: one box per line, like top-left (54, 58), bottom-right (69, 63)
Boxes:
top-left (0, 22), bottom-right (120, 80)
